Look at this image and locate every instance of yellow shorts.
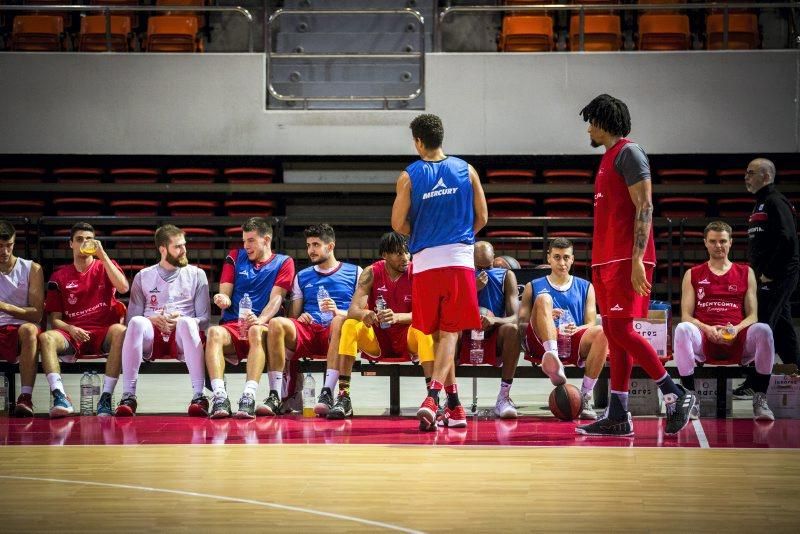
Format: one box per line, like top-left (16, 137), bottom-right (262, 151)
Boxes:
top-left (338, 318), bottom-right (434, 362)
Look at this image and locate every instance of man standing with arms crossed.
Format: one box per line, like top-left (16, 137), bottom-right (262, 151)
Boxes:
top-left (392, 113), bottom-right (488, 431)
top-left (575, 94), bottom-right (696, 437)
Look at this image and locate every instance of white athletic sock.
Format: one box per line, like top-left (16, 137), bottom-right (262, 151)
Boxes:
top-left (543, 339), bottom-right (558, 356)
top-left (244, 380), bottom-right (259, 398)
top-left (122, 316), bottom-right (152, 395)
top-left (103, 375), bottom-right (118, 395)
top-left (268, 371), bottom-right (283, 394)
top-left (324, 369), bottom-right (339, 392)
top-left (21, 386), bottom-right (33, 395)
top-left (47, 373), bottom-right (65, 394)
top-left (211, 379), bottom-right (227, 398)
top-left (175, 317), bottom-right (205, 395)
top-left (581, 376), bottom-right (598, 397)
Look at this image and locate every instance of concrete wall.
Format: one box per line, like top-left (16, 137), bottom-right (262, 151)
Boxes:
top-left (0, 51), bottom-right (796, 155)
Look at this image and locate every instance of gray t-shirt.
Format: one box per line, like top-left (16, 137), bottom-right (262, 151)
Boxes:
top-left (614, 143), bottom-right (651, 187)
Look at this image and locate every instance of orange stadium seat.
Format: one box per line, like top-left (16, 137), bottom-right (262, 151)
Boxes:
top-left (23, 0), bottom-right (72, 29)
top-left (146, 15), bottom-right (202, 52)
top-left (638, 14), bottom-right (690, 51)
top-left (487, 197), bottom-right (537, 217)
top-left (53, 168), bottom-right (103, 183)
top-left (656, 197), bottom-right (709, 218)
top-left (569, 14), bottom-right (621, 51)
top-left (639, 0), bottom-right (686, 15)
top-left (52, 197), bottom-right (104, 216)
top-left (485, 169), bottom-right (535, 184)
top-left (91, 0), bottom-right (140, 30)
top-left (11, 15), bottom-right (64, 51)
top-left (499, 15), bottom-right (554, 52)
top-left (223, 167), bottom-right (276, 184)
top-left (156, 0), bottom-right (206, 29)
top-left (223, 200), bottom-right (276, 217)
top-left (542, 169), bottom-right (592, 184)
top-left (78, 15), bottom-right (132, 52)
top-left (166, 168), bottom-right (218, 183)
top-left (110, 168), bottom-right (160, 184)
top-left (717, 197), bottom-right (754, 218)
top-left (706, 13), bottom-right (759, 50)
top-left (167, 200), bottom-right (218, 216)
top-left (110, 200), bottom-right (160, 217)
top-left (543, 197), bottom-right (593, 217)
top-left (656, 168), bottom-right (708, 184)
top-left (0, 167), bottom-right (46, 183)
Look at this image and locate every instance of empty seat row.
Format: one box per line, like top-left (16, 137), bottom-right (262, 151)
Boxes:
top-left (0, 167), bottom-right (276, 184)
top-left (485, 168), bottom-right (800, 184)
top-left (0, 199), bottom-right (277, 217)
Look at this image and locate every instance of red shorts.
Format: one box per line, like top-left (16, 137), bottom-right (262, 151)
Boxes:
top-left (0, 324), bottom-right (39, 363)
top-left (458, 329), bottom-right (500, 366)
top-left (219, 322), bottom-right (250, 364)
top-left (412, 267), bottom-right (481, 335)
top-left (701, 325), bottom-right (750, 365)
top-left (523, 323), bottom-right (588, 367)
top-left (290, 319), bottom-right (330, 360)
top-left (592, 261), bottom-right (654, 319)
top-left (145, 330), bottom-right (207, 362)
top-left (55, 325), bottom-right (112, 360)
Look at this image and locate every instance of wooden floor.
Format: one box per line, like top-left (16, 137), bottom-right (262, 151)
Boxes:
top-left (0, 445), bottom-right (798, 532)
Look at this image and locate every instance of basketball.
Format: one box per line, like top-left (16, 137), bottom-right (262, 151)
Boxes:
top-left (548, 384), bottom-right (583, 421)
top-left (493, 255), bottom-right (521, 269)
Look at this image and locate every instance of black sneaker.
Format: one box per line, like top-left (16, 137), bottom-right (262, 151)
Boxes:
top-left (314, 388), bottom-right (334, 416)
top-left (209, 395), bottom-right (232, 419)
top-left (96, 392), bottom-right (113, 417)
top-left (732, 384), bottom-right (754, 400)
top-left (114, 393), bottom-right (137, 417)
top-left (664, 386), bottom-right (697, 436)
top-left (256, 392), bottom-right (282, 417)
top-left (188, 393), bottom-right (209, 417)
top-left (235, 392), bottom-right (256, 419)
top-left (327, 394), bottom-right (353, 420)
top-left (575, 412), bottom-right (634, 437)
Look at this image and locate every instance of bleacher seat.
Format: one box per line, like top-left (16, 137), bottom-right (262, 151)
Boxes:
top-left (167, 200), bottom-right (218, 216)
top-left (716, 168), bottom-right (744, 184)
top-left (110, 200), bottom-right (160, 217)
top-left (122, 263), bottom-right (148, 279)
top-left (656, 197), bottom-right (709, 218)
top-left (166, 167), bottom-right (218, 183)
top-left (569, 14), bottom-right (621, 51)
top-left (52, 197), bottom-right (104, 216)
top-left (656, 168), bottom-right (708, 184)
top-left (182, 227), bottom-right (216, 249)
top-left (717, 197), bottom-right (754, 218)
top-left (78, 15), bottom-right (132, 52)
top-left (0, 200), bottom-right (45, 217)
top-left (11, 15), bottom-right (63, 51)
top-left (156, 0), bottom-right (205, 30)
top-left (53, 168), bottom-right (103, 183)
top-left (223, 167), bottom-right (276, 184)
top-left (90, 0), bottom-right (140, 31)
top-left (487, 197), bottom-right (537, 217)
top-left (0, 168), bottom-right (46, 183)
top-left (485, 230), bottom-right (535, 251)
top-left (110, 168), bottom-right (160, 184)
top-left (547, 230), bottom-right (592, 239)
top-left (146, 15), bottom-right (202, 52)
top-left (542, 169), bottom-right (592, 183)
top-left (23, 0), bottom-right (72, 29)
top-left (638, 13), bottom-right (690, 51)
top-left (499, 15), bottom-right (554, 52)
top-left (639, 0), bottom-right (685, 15)
top-left (543, 197), bottom-right (593, 217)
top-left (485, 169), bottom-right (535, 184)
top-left (223, 200), bottom-right (276, 217)
top-left (706, 13), bottom-right (759, 50)
top-left (110, 229), bottom-right (152, 249)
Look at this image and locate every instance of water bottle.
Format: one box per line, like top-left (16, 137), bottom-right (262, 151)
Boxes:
top-left (162, 295), bottom-right (177, 342)
top-left (721, 322), bottom-right (736, 341)
top-left (80, 372), bottom-right (93, 416)
top-left (0, 374), bottom-right (8, 415)
top-left (317, 286), bottom-right (333, 324)
top-left (302, 372), bottom-right (316, 418)
top-left (375, 294), bottom-right (391, 329)
top-left (469, 329), bottom-right (485, 365)
top-left (556, 309), bottom-right (575, 358)
top-left (91, 370), bottom-right (101, 413)
top-left (238, 292), bottom-right (252, 340)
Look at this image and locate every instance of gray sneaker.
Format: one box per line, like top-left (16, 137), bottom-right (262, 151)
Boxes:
top-left (327, 394), bottom-right (353, 420)
top-left (256, 392), bottom-right (282, 417)
top-left (235, 392), bottom-right (256, 419)
top-left (314, 388), bottom-right (334, 416)
top-left (753, 392), bottom-right (775, 421)
top-left (209, 394), bottom-right (232, 419)
top-left (579, 393), bottom-right (597, 420)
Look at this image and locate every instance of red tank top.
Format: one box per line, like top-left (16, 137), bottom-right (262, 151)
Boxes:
top-left (591, 138), bottom-right (656, 267)
top-left (691, 262), bottom-right (749, 326)
top-left (369, 260), bottom-right (413, 358)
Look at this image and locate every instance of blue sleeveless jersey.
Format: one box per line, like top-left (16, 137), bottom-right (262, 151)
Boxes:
top-left (406, 157), bottom-right (474, 254)
top-left (530, 276), bottom-right (590, 326)
top-left (477, 268), bottom-right (507, 318)
top-left (223, 251), bottom-right (290, 323)
top-left (296, 262), bottom-right (359, 326)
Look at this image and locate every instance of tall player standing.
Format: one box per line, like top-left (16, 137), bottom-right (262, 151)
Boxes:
top-left (392, 113), bottom-right (488, 431)
top-left (575, 95), bottom-right (697, 437)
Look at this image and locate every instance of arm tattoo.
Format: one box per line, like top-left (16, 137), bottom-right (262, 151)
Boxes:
top-left (357, 268), bottom-right (373, 289)
top-left (633, 205), bottom-right (653, 254)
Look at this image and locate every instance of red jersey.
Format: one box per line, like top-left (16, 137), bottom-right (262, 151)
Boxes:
top-left (45, 260), bottom-right (122, 330)
top-left (591, 138), bottom-right (656, 267)
top-left (369, 260), bottom-right (413, 357)
top-left (691, 262), bottom-right (749, 326)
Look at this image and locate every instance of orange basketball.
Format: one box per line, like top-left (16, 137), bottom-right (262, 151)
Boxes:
top-left (548, 384), bottom-right (582, 421)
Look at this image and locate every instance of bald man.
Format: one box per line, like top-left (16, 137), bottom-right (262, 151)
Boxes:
top-left (460, 241), bottom-right (520, 418)
top-left (736, 159), bottom-right (799, 396)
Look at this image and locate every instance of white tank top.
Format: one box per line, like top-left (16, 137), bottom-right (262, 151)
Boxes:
top-left (0, 257), bottom-right (32, 327)
top-left (136, 264), bottom-right (203, 318)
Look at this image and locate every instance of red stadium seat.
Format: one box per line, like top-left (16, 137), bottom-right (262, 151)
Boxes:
top-left (487, 197), bottom-right (537, 217)
top-left (638, 14), bottom-right (690, 51)
top-left (182, 227), bottom-right (217, 249)
top-left (110, 229), bottom-right (152, 249)
top-left (223, 167), bottom-right (276, 184)
top-left (52, 197), bottom-right (104, 216)
top-left (110, 168), bottom-right (160, 184)
top-left (110, 200), bottom-right (160, 217)
top-left (11, 15), bottom-right (64, 51)
top-left (146, 15), bottom-right (202, 53)
top-left (547, 230), bottom-right (592, 239)
top-left (0, 200), bottom-right (46, 217)
top-left (78, 15), bottom-right (132, 52)
top-left (53, 168), bottom-right (103, 183)
top-left (224, 226), bottom-right (243, 237)
top-left (223, 200), bottom-right (276, 217)
top-left (499, 15), bottom-right (554, 52)
top-left (122, 263), bottom-right (148, 279)
top-left (656, 197), bottom-right (709, 218)
top-left (167, 200), bottom-right (218, 216)
top-left (656, 168), bottom-right (708, 184)
top-left (717, 197), bottom-right (754, 218)
top-left (166, 168), bottom-right (218, 184)
top-left (542, 169), bottom-right (592, 184)
top-left (569, 14), bottom-right (621, 51)
top-left (485, 169), bottom-right (536, 184)
top-left (0, 168), bottom-right (46, 184)
top-left (543, 197), bottom-right (593, 217)
top-left (485, 230), bottom-right (535, 251)
top-left (707, 13), bottom-right (759, 50)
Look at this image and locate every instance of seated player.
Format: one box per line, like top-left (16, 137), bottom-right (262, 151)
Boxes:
top-left (518, 237), bottom-right (608, 419)
top-left (38, 222), bottom-right (129, 417)
top-left (674, 220), bottom-right (775, 421)
top-left (206, 217), bottom-right (294, 419)
top-left (0, 220), bottom-right (44, 417)
top-left (266, 223), bottom-right (360, 416)
top-left (458, 241), bottom-right (519, 419)
top-left (115, 225), bottom-right (211, 416)
top-left (323, 231), bottom-right (434, 419)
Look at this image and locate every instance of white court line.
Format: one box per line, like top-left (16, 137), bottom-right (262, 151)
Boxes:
top-left (692, 420), bottom-right (710, 449)
top-left (0, 475), bottom-right (425, 534)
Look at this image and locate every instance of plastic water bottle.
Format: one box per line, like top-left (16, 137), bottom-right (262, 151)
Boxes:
top-left (238, 292), bottom-right (252, 340)
top-left (0, 374), bottom-right (8, 415)
top-left (556, 309), bottom-right (575, 358)
top-left (80, 372), bottom-right (93, 416)
top-left (721, 322), bottom-right (736, 341)
top-left (469, 329), bottom-right (485, 365)
top-left (302, 372), bottom-right (316, 418)
top-left (317, 286), bottom-right (333, 324)
top-left (91, 370), bottom-right (101, 413)
top-left (375, 294), bottom-right (391, 329)
top-left (162, 295), bottom-right (177, 342)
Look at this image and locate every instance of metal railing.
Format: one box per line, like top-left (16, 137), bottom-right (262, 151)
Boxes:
top-left (266, 8), bottom-right (425, 108)
top-left (437, 2), bottom-right (799, 51)
top-left (0, 4), bottom-right (255, 52)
